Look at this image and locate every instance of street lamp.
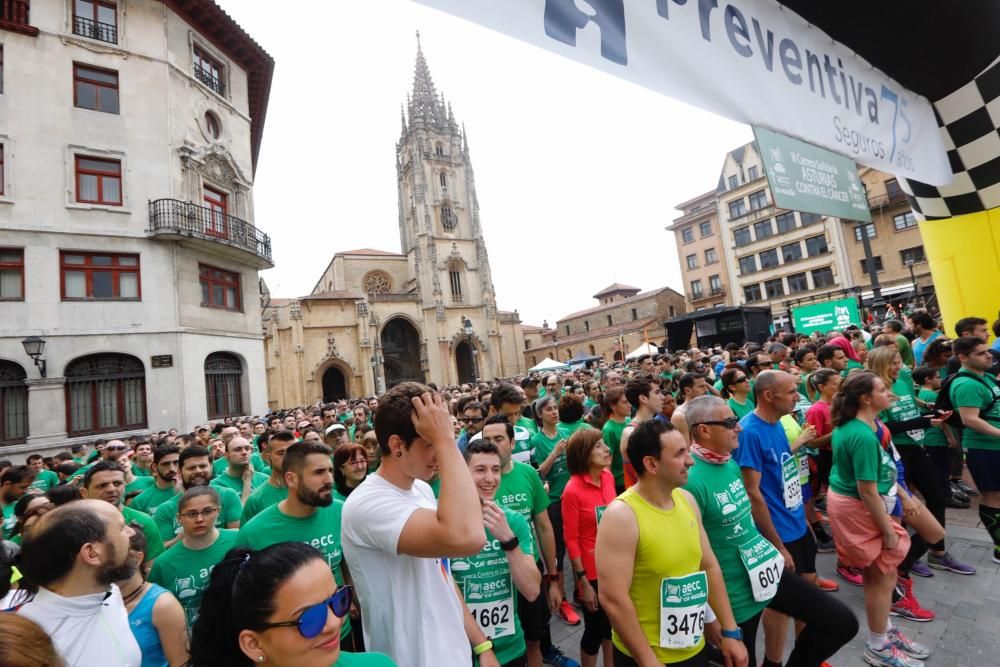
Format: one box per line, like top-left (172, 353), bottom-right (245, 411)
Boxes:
top-left (21, 336), bottom-right (47, 377)
top-left (903, 256), bottom-right (918, 309)
top-left (462, 318), bottom-right (480, 380)
top-left (369, 355), bottom-right (378, 395)
top-left (463, 317), bottom-right (474, 337)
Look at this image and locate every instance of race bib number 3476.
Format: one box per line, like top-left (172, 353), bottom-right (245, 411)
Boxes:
top-left (659, 571), bottom-right (708, 649)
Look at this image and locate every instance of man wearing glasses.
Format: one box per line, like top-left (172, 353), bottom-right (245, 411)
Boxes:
top-left (67, 439), bottom-right (131, 483)
top-left (457, 400), bottom-right (487, 452)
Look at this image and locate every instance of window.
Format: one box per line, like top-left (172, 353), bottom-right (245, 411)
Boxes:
top-left (705, 248), bottom-right (718, 264)
top-left (753, 219), bottom-right (774, 240)
top-left (203, 185), bottom-right (228, 236)
top-left (434, 143), bottom-right (444, 156)
top-left (205, 352), bottom-right (243, 419)
top-left (743, 284), bottom-right (762, 303)
top-left (441, 204), bottom-right (457, 231)
top-left (759, 248), bottom-right (779, 269)
top-left (728, 175), bottom-right (739, 190)
top-left (73, 0), bottom-right (118, 44)
top-left (631, 308), bottom-right (638, 320)
top-left (449, 268), bottom-right (463, 302)
top-left (524, 340), bottom-right (530, 350)
top-left (205, 111), bottom-right (221, 139)
top-left (681, 227), bottom-right (694, 244)
top-left (65, 353), bottom-right (146, 436)
top-left (728, 199), bottom-right (747, 218)
top-left (193, 45), bottom-right (224, 95)
top-left (607, 315), bottom-right (613, 326)
top-left (699, 221), bottom-right (713, 237)
top-left (669, 305), bottom-right (675, 317)
top-left (734, 226), bottom-right (752, 247)
top-left (885, 178), bottom-right (902, 198)
top-left (738, 255), bottom-right (757, 275)
top-left (811, 267), bottom-right (835, 288)
top-left (0, 248), bottom-right (23, 300)
top-left (0, 361), bottom-right (27, 446)
top-left (199, 264), bottom-right (241, 311)
top-left (859, 256), bottom-right (884, 274)
top-left (853, 223), bottom-right (876, 241)
top-left (709, 275), bottom-right (722, 293)
top-left (584, 320), bottom-right (590, 332)
top-left (686, 254), bottom-right (698, 270)
top-left (60, 251), bottom-right (140, 300)
top-left (764, 278), bottom-right (785, 298)
top-left (565, 325), bottom-right (570, 336)
top-left (0, 144), bottom-right (4, 195)
top-left (799, 211), bottom-right (821, 226)
top-left (788, 272), bottom-right (809, 294)
top-left (74, 64), bottom-right (119, 113)
top-left (781, 242), bottom-right (802, 263)
top-left (0, 46), bottom-right (4, 95)
top-left (75, 156), bottom-right (122, 205)
top-left (439, 171), bottom-right (447, 187)
top-left (776, 211), bottom-right (796, 233)
top-left (748, 189), bottom-right (768, 210)
top-left (805, 235), bottom-right (829, 257)
top-left (900, 246), bottom-right (926, 265)
top-left (691, 279), bottom-right (703, 297)
top-left (893, 211), bottom-right (917, 231)
top-left (747, 165), bottom-right (759, 180)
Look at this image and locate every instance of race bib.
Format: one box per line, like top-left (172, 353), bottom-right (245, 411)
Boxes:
top-left (906, 429), bottom-right (926, 442)
top-left (659, 572), bottom-right (707, 649)
top-left (468, 597), bottom-right (515, 639)
top-left (738, 536), bottom-right (785, 602)
top-left (796, 452), bottom-right (810, 485)
top-left (781, 454), bottom-right (802, 510)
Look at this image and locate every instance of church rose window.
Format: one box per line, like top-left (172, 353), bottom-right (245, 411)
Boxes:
top-left (364, 272), bottom-right (392, 294)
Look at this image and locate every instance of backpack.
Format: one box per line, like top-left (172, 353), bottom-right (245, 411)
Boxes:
top-left (935, 371), bottom-right (1000, 429)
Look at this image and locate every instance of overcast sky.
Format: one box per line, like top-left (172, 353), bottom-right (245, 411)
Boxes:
top-left (218, 0), bottom-right (753, 326)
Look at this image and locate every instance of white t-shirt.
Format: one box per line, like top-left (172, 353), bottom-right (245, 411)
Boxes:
top-left (18, 584), bottom-right (142, 667)
top-left (342, 473), bottom-right (468, 667)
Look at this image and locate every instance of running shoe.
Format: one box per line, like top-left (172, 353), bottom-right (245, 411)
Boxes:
top-left (816, 536), bottom-right (836, 553)
top-left (864, 644), bottom-right (924, 667)
top-left (927, 551), bottom-right (976, 575)
top-left (888, 626), bottom-right (931, 660)
top-left (952, 479), bottom-right (979, 496)
top-left (909, 560), bottom-right (934, 578)
top-left (542, 645), bottom-right (581, 667)
top-left (816, 576), bottom-right (839, 592)
top-left (949, 482), bottom-right (971, 503)
top-left (556, 599), bottom-right (581, 626)
top-left (890, 577), bottom-right (935, 622)
top-left (946, 495), bottom-right (971, 509)
top-left (836, 565), bottom-right (864, 587)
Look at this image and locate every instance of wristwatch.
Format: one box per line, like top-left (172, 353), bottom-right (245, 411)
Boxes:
top-left (573, 570), bottom-right (587, 581)
top-left (499, 535), bottom-right (519, 551)
top-left (720, 628), bottom-right (743, 641)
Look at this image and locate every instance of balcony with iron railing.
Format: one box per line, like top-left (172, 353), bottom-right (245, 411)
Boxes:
top-left (0, 0), bottom-right (38, 36)
top-left (688, 286), bottom-right (726, 302)
top-left (147, 199), bottom-right (273, 269)
top-left (868, 190), bottom-right (909, 209)
top-left (73, 15), bottom-right (117, 43)
top-left (194, 65), bottom-right (225, 96)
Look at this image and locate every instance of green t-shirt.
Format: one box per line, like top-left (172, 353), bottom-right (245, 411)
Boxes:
top-left (1, 502), bottom-right (16, 539)
top-left (209, 470), bottom-right (270, 500)
top-left (153, 487), bottom-right (243, 541)
top-left (896, 335), bottom-right (915, 368)
top-left (334, 653), bottom-right (396, 666)
top-left (148, 529), bottom-right (240, 629)
top-left (73, 456), bottom-right (88, 466)
top-left (126, 475), bottom-right (156, 498)
top-left (879, 376), bottom-right (924, 446)
top-left (428, 476), bottom-right (441, 498)
top-left (830, 419), bottom-right (897, 498)
top-left (497, 462), bottom-right (550, 523)
top-left (516, 416), bottom-right (538, 434)
top-left (684, 458), bottom-right (768, 624)
top-left (122, 505), bottom-right (165, 560)
top-left (132, 463), bottom-right (153, 478)
top-left (241, 481), bottom-right (288, 524)
top-left (530, 431), bottom-right (570, 502)
top-left (130, 484), bottom-right (179, 517)
top-left (950, 371), bottom-right (1000, 451)
top-left (602, 418), bottom-right (629, 488)
top-left (841, 359), bottom-right (865, 377)
top-left (212, 454), bottom-right (269, 477)
top-left (727, 397), bottom-right (754, 422)
top-left (917, 388), bottom-right (948, 447)
top-left (237, 501), bottom-right (350, 638)
top-left (28, 469), bottom-right (59, 493)
top-left (452, 507), bottom-right (535, 665)
top-left (68, 462), bottom-right (95, 483)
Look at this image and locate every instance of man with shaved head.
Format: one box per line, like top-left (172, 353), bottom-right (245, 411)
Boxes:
top-left (210, 436), bottom-right (268, 503)
top-left (17, 499), bottom-right (142, 666)
top-left (68, 439), bottom-right (130, 483)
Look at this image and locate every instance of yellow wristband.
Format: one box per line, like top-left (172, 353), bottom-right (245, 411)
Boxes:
top-left (473, 640), bottom-right (493, 656)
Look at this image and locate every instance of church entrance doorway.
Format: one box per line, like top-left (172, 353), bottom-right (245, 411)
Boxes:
top-left (381, 318), bottom-right (423, 388)
top-left (455, 340), bottom-right (477, 384)
top-left (321, 367), bottom-right (348, 402)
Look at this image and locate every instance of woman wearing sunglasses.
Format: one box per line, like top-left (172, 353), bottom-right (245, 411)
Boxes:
top-left (720, 367), bottom-right (754, 422)
top-left (189, 542), bottom-right (394, 667)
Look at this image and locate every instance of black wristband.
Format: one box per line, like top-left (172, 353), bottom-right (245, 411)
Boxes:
top-left (499, 535), bottom-right (519, 551)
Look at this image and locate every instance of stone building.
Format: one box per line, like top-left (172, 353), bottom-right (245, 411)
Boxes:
top-left (0, 0), bottom-right (273, 455)
top-left (668, 189), bottom-right (733, 310)
top-left (263, 39), bottom-right (524, 408)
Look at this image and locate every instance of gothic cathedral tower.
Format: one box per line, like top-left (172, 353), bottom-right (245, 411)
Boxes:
top-left (395, 35), bottom-right (501, 383)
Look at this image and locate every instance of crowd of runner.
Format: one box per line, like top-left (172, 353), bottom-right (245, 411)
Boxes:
top-left (1, 308), bottom-right (999, 667)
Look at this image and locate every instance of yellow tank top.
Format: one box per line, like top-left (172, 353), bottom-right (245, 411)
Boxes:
top-left (611, 486), bottom-right (705, 663)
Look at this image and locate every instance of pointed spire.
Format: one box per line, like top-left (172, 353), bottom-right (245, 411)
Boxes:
top-left (400, 103), bottom-right (408, 136)
top-left (409, 31), bottom-right (442, 126)
top-left (462, 122), bottom-right (470, 155)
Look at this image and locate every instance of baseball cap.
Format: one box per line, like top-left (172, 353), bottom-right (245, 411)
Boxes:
top-left (325, 423), bottom-right (347, 436)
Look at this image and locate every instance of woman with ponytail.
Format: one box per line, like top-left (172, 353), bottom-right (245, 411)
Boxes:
top-left (720, 367), bottom-right (754, 421)
top-left (189, 542), bottom-right (393, 667)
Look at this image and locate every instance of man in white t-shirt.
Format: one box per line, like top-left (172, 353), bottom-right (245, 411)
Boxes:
top-left (343, 383), bottom-right (500, 667)
top-left (17, 499), bottom-right (142, 667)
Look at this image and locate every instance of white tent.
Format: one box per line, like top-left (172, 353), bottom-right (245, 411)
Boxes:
top-left (529, 357), bottom-right (570, 372)
top-left (625, 343), bottom-right (660, 360)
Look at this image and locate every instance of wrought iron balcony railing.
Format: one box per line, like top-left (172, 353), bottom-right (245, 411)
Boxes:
top-left (194, 64), bottom-right (225, 96)
top-left (148, 198), bottom-right (272, 264)
top-left (73, 15), bottom-right (117, 43)
top-left (0, 0), bottom-right (38, 36)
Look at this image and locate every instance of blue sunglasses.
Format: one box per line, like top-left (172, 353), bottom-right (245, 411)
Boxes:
top-left (258, 585), bottom-right (353, 639)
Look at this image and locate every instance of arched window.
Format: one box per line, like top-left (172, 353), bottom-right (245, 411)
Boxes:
top-left (439, 170), bottom-right (447, 188)
top-left (363, 271), bottom-right (392, 295)
top-left (434, 142), bottom-right (444, 156)
top-left (448, 264), bottom-right (464, 304)
top-left (65, 353), bottom-right (146, 436)
top-left (205, 352), bottom-right (243, 419)
top-left (0, 361), bottom-right (28, 446)
top-left (588, 344), bottom-right (596, 356)
top-left (441, 204), bottom-right (457, 232)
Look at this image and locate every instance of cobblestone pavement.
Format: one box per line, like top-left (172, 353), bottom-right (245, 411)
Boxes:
top-left (547, 502), bottom-right (1000, 666)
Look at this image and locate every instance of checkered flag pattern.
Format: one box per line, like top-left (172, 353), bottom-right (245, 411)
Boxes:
top-left (900, 56), bottom-right (1000, 219)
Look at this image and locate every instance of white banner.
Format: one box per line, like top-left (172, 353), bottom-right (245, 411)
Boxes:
top-left (414, 0), bottom-right (951, 186)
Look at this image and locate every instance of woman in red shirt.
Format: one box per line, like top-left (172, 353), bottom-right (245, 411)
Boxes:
top-left (561, 428), bottom-right (615, 667)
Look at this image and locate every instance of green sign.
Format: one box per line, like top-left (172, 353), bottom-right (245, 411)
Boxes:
top-left (792, 298), bottom-right (861, 335)
top-left (754, 126), bottom-right (872, 223)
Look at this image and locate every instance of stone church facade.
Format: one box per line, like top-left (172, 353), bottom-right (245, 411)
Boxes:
top-left (263, 40), bottom-right (525, 407)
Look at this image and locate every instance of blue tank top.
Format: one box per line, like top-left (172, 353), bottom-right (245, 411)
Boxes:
top-left (128, 583), bottom-right (169, 667)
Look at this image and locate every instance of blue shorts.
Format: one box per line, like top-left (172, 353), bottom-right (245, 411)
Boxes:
top-left (967, 448), bottom-right (1000, 493)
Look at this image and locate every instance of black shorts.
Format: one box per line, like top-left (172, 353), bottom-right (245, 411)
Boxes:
top-left (547, 500), bottom-right (566, 568)
top-left (783, 531), bottom-right (817, 576)
top-left (516, 561), bottom-right (549, 642)
top-left (967, 448), bottom-right (1000, 492)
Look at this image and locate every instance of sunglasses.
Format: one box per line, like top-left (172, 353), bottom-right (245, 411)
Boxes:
top-left (259, 586), bottom-right (354, 639)
top-left (693, 417), bottom-right (741, 430)
top-left (459, 417), bottom-right (485, 424)
top-left (732, 376), bottom-right (749, 383)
